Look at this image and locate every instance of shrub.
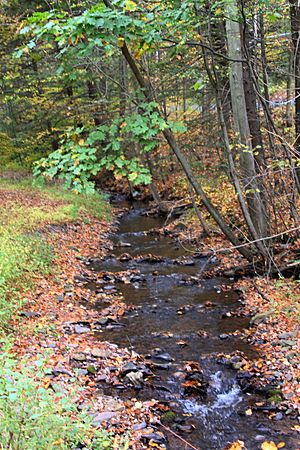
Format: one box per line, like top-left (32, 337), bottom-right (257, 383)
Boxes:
top-left (0, 349), bottom-right (113, 449)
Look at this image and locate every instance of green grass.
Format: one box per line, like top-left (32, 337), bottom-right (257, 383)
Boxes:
top-left (0, 232), bottom-right (53, 330)
top-left (0, 179), bottom-right (115, 449)
top-left (0, 178), bottom-right (111, 226)
top-left (0, 178), bottom-right (111, 331)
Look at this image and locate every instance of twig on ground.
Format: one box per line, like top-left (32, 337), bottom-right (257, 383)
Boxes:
top-left (159, 423), bottom-right (200, 450)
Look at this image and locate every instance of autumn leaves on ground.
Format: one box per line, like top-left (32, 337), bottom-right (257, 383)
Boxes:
top-left (0, 179), bottom-right (151, 449)
top-left (0, 178), bottom-right (299, 450)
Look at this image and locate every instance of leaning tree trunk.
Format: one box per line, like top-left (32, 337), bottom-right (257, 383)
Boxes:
top-left (101, 0), bottom-right (256, 261)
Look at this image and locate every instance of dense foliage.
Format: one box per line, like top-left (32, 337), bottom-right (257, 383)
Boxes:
top-left (0, 0), bottom-right (299, 264)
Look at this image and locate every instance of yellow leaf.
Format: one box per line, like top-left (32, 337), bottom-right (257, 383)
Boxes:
top-left (53, 439), bottom-right (64, 445)
top-left (245, 408), bottom-right (252, 416)
top-left (117, 37), bottom-right (124, 47)
top-left (277, 444), bottom-right (285, 449)
top-left (78, 139), bottom-right (85, 145)
top-left (124, 0), bottom-right (137, 11)
top-left (226, 441), bottom-right (245, 450)
top-left (261, 442), bottom-right (278, 450)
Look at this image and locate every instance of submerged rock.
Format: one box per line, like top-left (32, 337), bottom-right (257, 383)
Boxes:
top-left (117, 242), bottom-right (132, 247)
top-left (151, 349), bottom-right (174, 362)
top-left (219, 333), bottom-right (229, 340)
top-left (132, 422), bottom-right (147, 431)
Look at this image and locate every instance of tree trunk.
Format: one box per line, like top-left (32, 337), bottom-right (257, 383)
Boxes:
top-left (225, 0), bottom-right (268, 240)
top-left (87, 80), bottom-right (102, 126)
top-left (286, 47), bottom-right (294, 128)
top-left (101, 0), bottom-right (255, 261)
top-left (119, 57), bottom-right (127, 117)
top-left (289, 0), bottom-right (300, 185)
top-left (242, 14), bottom-right (264, 166)
top-left (202, 46), bottom-right (269, 257)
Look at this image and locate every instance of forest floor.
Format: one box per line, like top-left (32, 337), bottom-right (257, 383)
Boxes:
top-left (0, 177), bottom-right (299, 450)
top-left (0, 179), bottom-right (162, 449)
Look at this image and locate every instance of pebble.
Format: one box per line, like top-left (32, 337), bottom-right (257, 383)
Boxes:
top-left (278, 331), bottom-right (297, 339)
top-left (91, 348), bottom-right (110, 358)
top-left (219, 333), bottom-right (229, 340)
top-left (74, 325), bottom-right (90, 334)
top-left (20, 311), bottom-right (40, 318)
top-left (92, 411), bottom-right (117, 426)
top-left (255, 435), bottom-right (266, 441)
top-left (132, 422), bottom-right (147, 431)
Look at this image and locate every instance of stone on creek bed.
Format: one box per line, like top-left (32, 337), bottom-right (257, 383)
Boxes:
top-left (116, 241), bottom-right (132, 247)
top-left (92, 411), bottom-right (117, 426)
top-left (74, 324), bottom-right (91, 334)
top-left (20, 311), bottom-right (40, 318)
top-left (150, 349), bottom-right (174, 362)
top-left (174, 258), bottom-right (195, 266)
top-left (63, 321), bottom-right (91, 334)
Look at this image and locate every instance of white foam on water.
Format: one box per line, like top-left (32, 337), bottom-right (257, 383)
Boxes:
top-left (210, 371), bottom-right (223, 392)
top-left (181, 398), bottom-right (209, 416)
top-left (212, 385), bottom-right (241, 409)
top-left (180, 371), bottom-right (242, 419)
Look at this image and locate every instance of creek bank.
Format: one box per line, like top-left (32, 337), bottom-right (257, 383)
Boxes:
top-left (10, 189), bottom-right (299, 449)
top-left (83, 201), bottom-right (299, 450)
top-left (160, 208), bottom-right (300, 423)
top-left (11, 206), bottom-right (161, 448)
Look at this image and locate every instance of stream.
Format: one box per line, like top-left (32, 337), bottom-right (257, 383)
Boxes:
top-left (90, 200), bottom-right (298, 450)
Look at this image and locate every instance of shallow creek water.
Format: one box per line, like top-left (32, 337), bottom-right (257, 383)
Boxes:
top-left (91, 201), bottom-right (298, 450)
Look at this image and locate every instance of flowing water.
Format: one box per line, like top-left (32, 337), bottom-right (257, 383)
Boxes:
top-left (91, 201), bottom-right (298, 450)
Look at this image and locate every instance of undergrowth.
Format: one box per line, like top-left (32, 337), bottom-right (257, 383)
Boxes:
top-left (0, 177), bottom-right (111, 222)
top-left (0, 345), bottom-right (115, 450)
top-left (0, 178), bottom-right (110, 330)
top-left (0, 233), bottom-right (53, 329)
top-left (0, 178), bottom-right (114, 449)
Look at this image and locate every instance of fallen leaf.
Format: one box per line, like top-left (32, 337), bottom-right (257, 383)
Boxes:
top-left (53, 439), bottom-right (64, 446)
top-left (225, 440), bottom-right (245, 450)
top-left (245, 408), bottom-right (252, 416)
top-left (261, 442), bottom-right (278, 450)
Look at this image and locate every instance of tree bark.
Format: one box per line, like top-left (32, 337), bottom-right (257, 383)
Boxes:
top-left (225, 0), bottom-right (269, 240)
top-left (242, 14), bottom-right (264, 166)
top-left (289, 0), bottom-right (300, 185)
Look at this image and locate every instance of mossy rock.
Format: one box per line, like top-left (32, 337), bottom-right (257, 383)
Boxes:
top-left (249, 309), bottom-right (275, 326)
top-left (268, 394), bottom-right (282, 404)
top-left (267, 388), bottom-right (282, 396)
top-left (161, 411), bottom-right (176, 424)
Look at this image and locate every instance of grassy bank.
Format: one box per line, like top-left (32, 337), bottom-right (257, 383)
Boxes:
top-left (0, 179), bottom-right (114, 449)
top-left (0, 178), bottom-right (110, 329)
